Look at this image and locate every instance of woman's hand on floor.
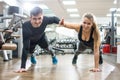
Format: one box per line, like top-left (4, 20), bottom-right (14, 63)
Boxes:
top-left (90, 68), bottom-right (102, 72)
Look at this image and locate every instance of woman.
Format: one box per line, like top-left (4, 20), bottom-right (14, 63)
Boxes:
top-left (59, 13), bottom-right (103, 72)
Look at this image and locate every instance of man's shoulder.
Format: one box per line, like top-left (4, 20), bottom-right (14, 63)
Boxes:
top-left (43, 16), bottom-right (51, 19)
top-left (23, 20), bottom-right (30, 25)
top-left (43, 16), bottom-right (58, 19)
top-left (42, 16), bottom-right (52, 22)
top-left (22, 21), bottom-right (31, 27)
top-left (24, 20), bottom-right (30, 24)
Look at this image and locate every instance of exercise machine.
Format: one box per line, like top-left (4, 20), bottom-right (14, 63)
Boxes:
top-left (0, 13), bottom-right (26, 61)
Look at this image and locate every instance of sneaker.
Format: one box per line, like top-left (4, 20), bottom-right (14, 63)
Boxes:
top-left (52, 56), bottom-right (58, 64)
top-left (72, 55), bottom-right (77, 64)
top-left (72, 59), bottom-right (76, 64)
top-left (99, 56), bottom-right (103, 65)
top-left (30, 56), bottom-right (37, 64)
top-left (99, 51), bottom-right (103, 65)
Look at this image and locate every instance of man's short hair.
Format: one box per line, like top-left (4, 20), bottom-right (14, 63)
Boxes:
top-left (30, 7), bottom-right (43, 16)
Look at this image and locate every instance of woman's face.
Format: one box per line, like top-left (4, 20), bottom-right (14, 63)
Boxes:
top-left (82, 17), bottom-right (93, 32)
top-left (30, 13), bottom-right (43, 28)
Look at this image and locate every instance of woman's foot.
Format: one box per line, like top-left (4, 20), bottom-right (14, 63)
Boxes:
top-left (72, 55), bottom-right (77, 64)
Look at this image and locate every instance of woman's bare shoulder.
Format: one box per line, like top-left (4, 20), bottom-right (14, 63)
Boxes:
top-left (74, 24), bottom-right (81, 32)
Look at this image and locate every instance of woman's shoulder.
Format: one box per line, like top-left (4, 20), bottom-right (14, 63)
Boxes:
top-left (75, 24), bottom-right (81, 32)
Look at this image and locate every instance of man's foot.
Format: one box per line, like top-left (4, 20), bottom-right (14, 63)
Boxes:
top-left (52, 56), bottom-right (58, 64)
top-left (30, 56), bottom-right (37, 64)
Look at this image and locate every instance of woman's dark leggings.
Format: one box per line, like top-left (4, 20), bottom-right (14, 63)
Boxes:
top-left (72, 41), bottom-right (103, 64)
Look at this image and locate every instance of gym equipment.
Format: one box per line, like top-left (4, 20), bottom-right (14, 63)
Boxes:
top-left (0, 13), bottom-right (26, 61)
top-left (102, 44), bottom-right (111, 54)
top-left (35, 38), bottom-right (65, 55)
top-left (101, 10), bottom-right (117, 54)
top-left (1, 43), bottom-right (17, 50)
top-left (54, 38), bottom-right (77, 54)
top-left (50, 38), bottom-right (65, 55)
top-left (0, 13), bottom-right (26, 49)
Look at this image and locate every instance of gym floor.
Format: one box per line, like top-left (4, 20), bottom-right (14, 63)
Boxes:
top-left (0, 54), bottom-right (120, 80)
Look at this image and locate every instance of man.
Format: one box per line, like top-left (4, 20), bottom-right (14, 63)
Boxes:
top-left (15, 7), bottom-right (60, 73)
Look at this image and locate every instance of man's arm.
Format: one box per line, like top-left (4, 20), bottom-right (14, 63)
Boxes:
top-left (47, 16), bottom-right (60, 24)
top-left (14, 40), bottom-right (29, 73)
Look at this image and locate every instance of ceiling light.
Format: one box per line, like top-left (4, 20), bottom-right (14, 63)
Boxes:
top-left (109, 8), bottom-right (120, 12)
top-left (106, 13), bottom-right (120, 17)
top-left (106, 14), bottom-right (111, 17)
top-left (62, 0), bottom-right (76, 5)
top-left (23, 3), bottom-right (34, 12)
top-left (23, 3), bottom-right (49, 12)
top-left (67, 8), bottom-right (78, 12)
top-left (109, 8), bottom-right (117, 12)
top-left (113, 0), bottom-right (117, 4)
top-left (70, 14), bottom-right (80, 17)
top-left (20, 0), bottom-right (42, 1)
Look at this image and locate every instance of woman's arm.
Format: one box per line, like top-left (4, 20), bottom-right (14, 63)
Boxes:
top-left (90, 30), bottom-right (101, 72)
top-left (94, 43), bottom-right (100, 69)
top-left (59, 19), bottom-right (80, 32)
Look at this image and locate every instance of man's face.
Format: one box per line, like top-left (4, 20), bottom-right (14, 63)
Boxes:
top-left (30, 13), bottom-right (43, 28)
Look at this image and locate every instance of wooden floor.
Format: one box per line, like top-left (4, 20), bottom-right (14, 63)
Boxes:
top-left (0, 54), bottom-right (120, 80)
